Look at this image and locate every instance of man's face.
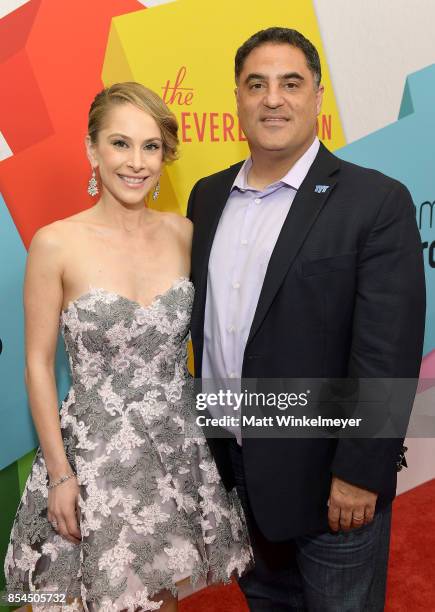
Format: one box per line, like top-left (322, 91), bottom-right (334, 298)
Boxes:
top-left (236, 43), bottom-right (324, 158)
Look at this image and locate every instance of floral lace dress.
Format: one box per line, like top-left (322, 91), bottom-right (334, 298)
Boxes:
top-left (5, 277), bottom-right (252, 611)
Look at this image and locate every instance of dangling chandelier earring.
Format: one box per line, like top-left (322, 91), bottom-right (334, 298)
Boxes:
top-left (87, 169), bottom-right (98, 197)
top-left (152, 181), bottom-right (160, 201)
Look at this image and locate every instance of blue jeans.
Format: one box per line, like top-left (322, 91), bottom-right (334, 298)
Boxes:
top-left (229, 441), bottom-right (392, 611)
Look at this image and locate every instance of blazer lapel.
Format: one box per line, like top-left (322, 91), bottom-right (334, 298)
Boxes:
top-left (246, 145), bottom-right (341, 347)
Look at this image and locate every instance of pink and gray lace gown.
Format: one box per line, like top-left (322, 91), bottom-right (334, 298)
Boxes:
top-left (5, 277), bottom-right (252, 611)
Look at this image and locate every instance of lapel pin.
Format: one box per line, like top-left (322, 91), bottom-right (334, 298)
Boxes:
top-left (314, 185), bottom-right (329, 193)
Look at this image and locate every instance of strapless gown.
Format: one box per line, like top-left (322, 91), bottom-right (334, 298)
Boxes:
top-left (5, 277), bottom-right (252, 611)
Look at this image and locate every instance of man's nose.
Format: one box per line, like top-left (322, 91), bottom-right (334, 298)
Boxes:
top-left (263, 85), bottom-right (285, 108)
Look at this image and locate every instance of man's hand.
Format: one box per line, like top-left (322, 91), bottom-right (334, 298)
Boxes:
top-left (328, 476), bottom-right (378, 532)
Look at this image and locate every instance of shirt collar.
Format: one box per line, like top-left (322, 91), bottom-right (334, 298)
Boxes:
top-left (232, 137), bottom-right (320, 192)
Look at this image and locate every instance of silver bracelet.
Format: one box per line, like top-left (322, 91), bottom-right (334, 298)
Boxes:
top-left (48, 473), bottom-right (76, 490)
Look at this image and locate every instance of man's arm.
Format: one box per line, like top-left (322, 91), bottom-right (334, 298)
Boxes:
top-left (186, 179), bottom-right (201, 222)
top-left (329, 181), bottom-right (426, 529)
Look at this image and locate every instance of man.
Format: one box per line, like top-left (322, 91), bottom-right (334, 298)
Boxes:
top-left (187, 28), bottom-right (425, 611)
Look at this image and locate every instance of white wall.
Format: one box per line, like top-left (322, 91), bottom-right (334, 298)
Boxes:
top-left (314, 0), bottom-right (435, 143)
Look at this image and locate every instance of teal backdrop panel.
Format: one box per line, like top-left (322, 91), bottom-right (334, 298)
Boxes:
top-left (336, 65), bottom-right (435, 357)
top-left (0, 193), bottom-right (35, 469)
top-left (0, 194), bottom-right (70, 470)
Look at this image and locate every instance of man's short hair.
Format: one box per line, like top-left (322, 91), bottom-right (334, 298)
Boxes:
top-left (235, 27), bottom-right (321, 87)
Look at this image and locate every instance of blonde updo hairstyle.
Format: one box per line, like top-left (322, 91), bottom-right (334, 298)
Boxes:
top-left (88, 82), bottom-right (179, 162)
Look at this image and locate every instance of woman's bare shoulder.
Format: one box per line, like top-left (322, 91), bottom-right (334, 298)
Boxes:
top-left (30, 221), bottom-right (65, 251)
top-left (25, 223), bottom-right (68, 277)
top-left (159, 211), bottom-right (193, 239)
top-left (29, 210), bottom-right (93, 255)
top-left (58, 208), bottom-right (97, 226)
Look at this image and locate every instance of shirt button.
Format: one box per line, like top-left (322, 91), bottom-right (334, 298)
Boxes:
top-left (227, 326), bottom-right (235, 333)
top-left (241, 239), bottom-right (248, 245)
top-left (229, 372), bottom-right (237, 378)
top-left (232, 281), bottom-right (240, 289)
top-left (254, 198), bottom-right (261, 205)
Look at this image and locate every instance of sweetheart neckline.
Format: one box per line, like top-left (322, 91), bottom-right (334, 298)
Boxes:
top-left (61, 276), bottom-right (192, 316)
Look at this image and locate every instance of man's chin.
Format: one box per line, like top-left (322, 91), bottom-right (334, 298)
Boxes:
top-left (258, 142), bottom-right (293, 154)
top-left (255, 136), bottom-right (315, 158)
top-left (254, 135), bottom-right (294, 151)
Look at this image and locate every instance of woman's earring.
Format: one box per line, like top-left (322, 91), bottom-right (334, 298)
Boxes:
top-left (152, 181), bottom-right (160, 201)
top-left (87, 169), bottom-right (98, 197)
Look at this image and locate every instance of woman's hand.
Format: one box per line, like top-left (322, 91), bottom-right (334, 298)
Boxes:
top-left (47, 477), bottom-right (81, 544)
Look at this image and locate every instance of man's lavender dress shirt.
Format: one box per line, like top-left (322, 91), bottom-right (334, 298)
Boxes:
top-left (202, 137), bottom-right (320, 440)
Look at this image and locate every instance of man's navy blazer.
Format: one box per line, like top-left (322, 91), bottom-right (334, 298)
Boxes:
top-left (187, 143), bottom-right (426, 541)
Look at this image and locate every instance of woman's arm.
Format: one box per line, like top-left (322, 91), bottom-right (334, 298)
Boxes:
top-left (24, 224), bottom-right (80, 543)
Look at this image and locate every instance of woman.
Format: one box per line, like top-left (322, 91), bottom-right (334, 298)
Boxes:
top-left (5, 82), bottom-right (251, 611)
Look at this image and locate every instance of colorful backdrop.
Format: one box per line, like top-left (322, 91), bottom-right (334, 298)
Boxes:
top-left (1, 0), bottom-right (434, 600)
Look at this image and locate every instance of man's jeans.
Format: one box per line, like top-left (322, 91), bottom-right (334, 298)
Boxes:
top-left (229, 440), bottom-right (392, 612)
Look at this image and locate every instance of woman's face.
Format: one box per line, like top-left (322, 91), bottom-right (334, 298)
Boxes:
top-left (87, 102), bottom-right (163, 206)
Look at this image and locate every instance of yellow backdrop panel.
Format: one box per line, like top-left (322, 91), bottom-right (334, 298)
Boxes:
top-left (102, 0), bottom-right (345, 215)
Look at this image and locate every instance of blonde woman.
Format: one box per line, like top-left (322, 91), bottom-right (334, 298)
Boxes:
top-left (5, 82), bottom-right (251, 611)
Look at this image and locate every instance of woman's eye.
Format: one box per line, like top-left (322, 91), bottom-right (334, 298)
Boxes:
top-left (145, 143), bottom-right (160, 151)
top-left (112, 140), bottom-right (128, 148)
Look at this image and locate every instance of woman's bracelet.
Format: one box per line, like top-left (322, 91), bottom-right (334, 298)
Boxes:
top-left (48, 472), bottom-right (76, 490)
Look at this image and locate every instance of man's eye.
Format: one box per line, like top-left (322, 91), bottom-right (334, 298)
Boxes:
top-left (284, 82), bottom-right (298, 89)
top-left (250, 83), bottom-right (264, 90)
top-left (112, 140), bottom-right (128, 148)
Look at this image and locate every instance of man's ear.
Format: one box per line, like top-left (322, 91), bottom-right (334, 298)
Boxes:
top-left (316, 84), bottom-right (324, 116)
top-left (85, 135), bottom-right (98, 168)
top-left (234, 86), bottom-right (240, 112)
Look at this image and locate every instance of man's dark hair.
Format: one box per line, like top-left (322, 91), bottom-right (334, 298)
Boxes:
top-left (235, 27), bottom-right (321, 87)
